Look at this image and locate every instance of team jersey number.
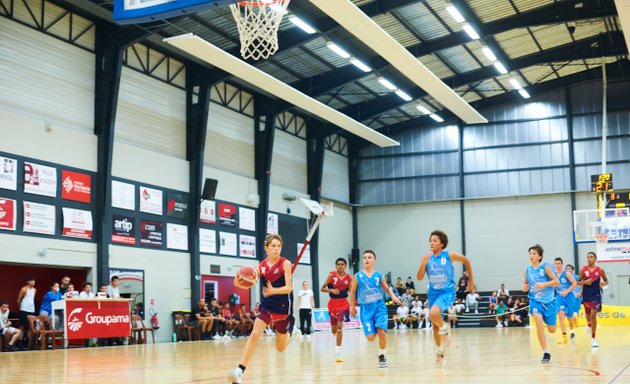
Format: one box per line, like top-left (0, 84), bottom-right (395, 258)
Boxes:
top-left (375, 277), bottom-right (379, 286)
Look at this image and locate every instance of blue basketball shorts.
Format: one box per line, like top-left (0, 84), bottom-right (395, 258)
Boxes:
top-left (359, 301), bottom-right (388, 337)
top-left (555, 294), bottom-right (575, 318)
top-left (428, 289), bottom-right (456, 313)
top-left (530, 300), bottom-right (557, 326)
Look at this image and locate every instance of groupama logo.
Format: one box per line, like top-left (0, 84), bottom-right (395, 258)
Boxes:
top-left (68, 308), bottom-right (84, 331)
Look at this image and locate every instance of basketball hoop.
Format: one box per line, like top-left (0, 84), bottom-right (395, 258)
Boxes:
top-left (593, 233), bottom-right (609, 245)
top-left (229, 0), bottom-right (291, 60)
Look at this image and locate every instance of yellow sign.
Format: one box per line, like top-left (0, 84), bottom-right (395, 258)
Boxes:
top-left (575, 304), bottom-right (630, 326)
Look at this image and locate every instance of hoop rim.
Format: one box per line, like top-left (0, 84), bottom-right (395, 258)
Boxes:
top-left (593, 233), bottom-right (609, 243)
top-left (236, 0), bottom-right (287, 6)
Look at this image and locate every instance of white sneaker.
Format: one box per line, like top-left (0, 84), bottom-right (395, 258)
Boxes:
top-left (495, 323), bottom-right (503, 328)
top-left (400, 324), bottom-right (407, 329)
top-left (465, 309), bottom-right (469, 313)
top-left (591, 338), bottom-right (599, 348)
top-left (306, 334), bottom-right (311, 341)
top-left (436, 351), bottom-right (446, 368)
top-left (335, 351), bottom-right (343, 362)
top-left (227, 367), bottom-right (243, 384)
top-left (213, 334), bottom-right (221, 340)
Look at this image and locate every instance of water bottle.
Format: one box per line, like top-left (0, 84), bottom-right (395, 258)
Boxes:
top-left (172, 332), bottom-right (177, 342)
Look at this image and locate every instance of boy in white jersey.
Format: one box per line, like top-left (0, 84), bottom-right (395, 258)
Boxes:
top-left (553, 257), bottom-right (577, 343)
top-left (523, 244), bottom-right (559, 363)
top-left (349, 250), bottom-right (401, 368)
top-left (416, 230), bottom-right (474, 368)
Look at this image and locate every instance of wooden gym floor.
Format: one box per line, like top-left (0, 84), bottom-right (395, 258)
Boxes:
top-left (1, 326), bottom-right (629, 383)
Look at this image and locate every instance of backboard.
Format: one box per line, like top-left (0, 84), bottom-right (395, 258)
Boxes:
top-left (573, 207), bottom-right (630, 243)
top-left (113, 0), bottom-right (234, 24)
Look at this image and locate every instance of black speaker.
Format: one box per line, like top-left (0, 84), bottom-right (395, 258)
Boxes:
top-left (201, 178), bottom-right (218, 200)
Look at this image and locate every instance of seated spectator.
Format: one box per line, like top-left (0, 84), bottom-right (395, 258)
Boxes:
top-left (63, 284), bottom-right (77, 298)
top-left (488, 291), bottom-right (498, 313)
top-left (133, 302), bottom-right (145, 320)
top-left (409, 301), bottom-right (422, 328)
top-left (79, 282), bottom-right (95, 298)
top-left (221, 303), bottom-right (239, 339)
top-left (106, 276), bottom-right (121, 299)
top-left (458, 271), bottom-right (469, 286)
top-left (40, 282), bottom-right (62, 318)
top-left (401, 288), bottom-right (413, 308)
top-left (465, 290), bottom-right (480, 313)
top-left (191, 299), bottom-right (212, 339)
top-left (392, 301), bottom-right (409, 329)
top-left (411, 295), bottom-right (421, 309)
top-left (208, 298), bottom-right (225, 340)
top-left (395, 277), bottom-right (406, 297)
top-left (420, 301), bottom-right (431, 329)
top-left (495, 302), bottom-right (507, 327)
top-left (59, 275), bottom-right (71, 296)
top-left (509, 298), bottom-right (526, 326)
top-left (456, 279), bottom-right (468, 301)
top-left (405, 276), bottom-right (416, 295)
top-left (497, 283), bottom-right (510, 305)
top-left (235, 304), bottom-right (253, 337)
top-left (454, 298), bottom-right (466, 314)
top-left (446, 305), bottom-right (458, 328)
top-left (1, 299), bottom-right (23, 352)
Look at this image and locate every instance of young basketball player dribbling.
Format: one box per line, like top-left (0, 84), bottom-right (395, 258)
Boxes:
top-left (349, 250), bottom-right (401, 368)
top-left (228, 234), bottom-right (294, 384)
top-left (320, 257), bottom-right (352, 363)
top-left (523, 244), bottom-right (559, 363)
top-left (578, 251), bottom-right (608, 348)
top-left (416, 230), bottom-right (474, 368)
top-left (553, 257), bottom-right (577, 343)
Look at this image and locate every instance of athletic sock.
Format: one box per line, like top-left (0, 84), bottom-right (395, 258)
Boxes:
top-left (238, 364), bottom-right (246, 373)
top-left (336, 346), bottom-right (342, 353)
top-left (543, 349), bottom-right (549, 354)
top-left (379, 348), bottom-right (386, 356)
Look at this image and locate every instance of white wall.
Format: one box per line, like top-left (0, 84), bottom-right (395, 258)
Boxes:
top-left (0, 233), bottom-right (96, 271)
top-left (357, 201), bottom-right (462, 294)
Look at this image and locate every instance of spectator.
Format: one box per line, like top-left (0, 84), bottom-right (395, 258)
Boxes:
top-left (495, 301), bottom-right (507, 327)
top-left (446, 304), bottom-right (458, 328)
top-left (465, 290), bottom-right (480, 313)
top-left (40, 282), bottom-right (62, 317)
top-left (384, 283), bottom-right (396, 303)
top-left (458, 271), bottom-right (469, 286)
top-left (17, 275), bottom-right (36, 334)
top-left (395, 277), bottom-right (405, 296)
top-left (297, 281), bottom-right (314, 340)
top-left (454, 298), bottom-right (466, 315)
top-left (509, 298), bottom-right (525, 326)
top-left (236, 304), bottom-right (253, 337)
top-left (456, 279), bottom-right (468, 301)
top-left (133, 302), bottom-right (145, 319)
top-left (392, 301), bottom-right (409, 329)
top-left (98, 285), bottom-right (107, 295)
top-left (221, 303), bottom-right (238, 339)
top-left (59, 275), bottom-right (71, 296)
top-left (1, 299), bottom-right (23, 352)
top-left (79, 282), bottom-right (95, 298)
top-left (405, 276), bottom-right (416, 295)
top-left (191, 299), bottom-right (211, 339)
top-left (411, 295), bottom-right (421, 309)
top-left (497, 283), bottom-right (510, 305)
top-left (488, 291), bottom-right (498, 313)
top-left (420, 300), bottom-right (431, 329)
top-left (64, 284), bottom-right (77, 298)
top-left (401, 288), bottom-right (413, 308)
top-left (209, 298), bottom-right (225, 340)
top-left (106, 276), bottom-right (121, 298)
top-left (409, 301), bottom-right (422, 329)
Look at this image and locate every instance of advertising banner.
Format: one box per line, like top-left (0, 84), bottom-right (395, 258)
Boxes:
top-left (0, 197), bottom-right (16, 231)
top-left (24, 162), bottom-right (57, 197)
top-left (166, 192), bottom-right (188, 220)
top-left (139, 220), bottom-right (163, 247)
top-left (62, 170), bottom-right (92, 203)
top-left (596, 241), bottom-right (630, 262)
top-left (239, 234), bottom-right (256, 258)
top-left (139, 186), bottom-right (162, 215)
top-left (219, 231), bottom-right (237, 256)
top-left (200, 200), bottom-right (216, 224)
top-left (297, 243), bottom-right (311, 265)
top-left (23, 201), bottom-right (55, 235)
top-left (218, 203), bottom-right (237, 226)
top-left (112, 180), bottom-right (135, 210)
top-left (267, 213), bottom-right (278, 234)
top-left (239, 207), bottom-right (255, 231)
top-left (312, 308), bottom-right (362, 332)
top-left (199, 228), bottom-right (216, 254)
top-left (0, 156), bottom-right (18, 191)
top-left (166, 223), bottom-right (188, 250)
top-left (112, 215), bottom-right (136, 245)
top-left (65, 300), bottom-right (131, 340)
top-left (62, 207), bottom-right (93, 239)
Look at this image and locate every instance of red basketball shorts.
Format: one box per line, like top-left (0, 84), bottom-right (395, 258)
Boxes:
top-left (328, 298), bottom-right (349, 326)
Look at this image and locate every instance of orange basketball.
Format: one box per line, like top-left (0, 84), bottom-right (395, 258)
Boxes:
top-left (235, 265), bottom-right (258, 289)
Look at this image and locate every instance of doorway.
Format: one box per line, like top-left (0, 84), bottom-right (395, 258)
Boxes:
top-left (617, 275), bottom-right (630, 306)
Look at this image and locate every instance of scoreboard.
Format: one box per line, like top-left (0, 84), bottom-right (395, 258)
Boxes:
top-left (591, 173), bottom-right (613, 193)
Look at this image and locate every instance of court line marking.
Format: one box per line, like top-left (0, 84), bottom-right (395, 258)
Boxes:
top-left (560, 366), bottom-right (601, 376)
top-left (609, 362), bottom-right (630, 383)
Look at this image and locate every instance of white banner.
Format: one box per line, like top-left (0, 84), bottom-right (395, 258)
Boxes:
top-left (297, 242), bottom-right (311, 265)
top-left (139, 186), bottom-right (163, 215)
top-left (219, 231), bottom-right (237, 256)
top-left (239, 207), bottom-right (256, 231)
top-left (112, 180), bottom-right (135, 210)
top-left (597, 241), bottom-right (630, 262)
top-left (23, 201), bottom-right (56, 235)
top-left (200, 200), bottom-right (216, 224)
top-left (166, 223), bottom-right (188, 251)
top-left (199, 228), bottom-right (217, 254)
top-left (267, 213), bottom-right (278, 234)
top-left (0, 156), bottom-right (18, 190)
top-left (24, 162), bottom-right (57, 197)
top-left (62, 207), bottom-right (93, 239)
top-left (239, 234), bottom-right (256, 258)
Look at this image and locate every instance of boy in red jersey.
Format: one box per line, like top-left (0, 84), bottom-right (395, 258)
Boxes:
top-left (321, 257), bottom-right (352, 362)
top-left (228, 234), bottom-right (294, 383)
top-left (578, 252), bottom-right (608, 348)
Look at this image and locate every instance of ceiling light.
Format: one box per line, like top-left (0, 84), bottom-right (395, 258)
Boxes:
top-left (349, 57), bottom-right (372, 72)
top-left (430, 114), bottom-right (444, 122)
top-left (378, 77), bottom-right (397, 90)
top-left (416, 105), bottom-right (431, 115)
top-left (462, 23), bottom-right (480, 40)
top-left (395, 89), bottom-right (412, 101)
top-left (288, 16), bottom-right (316, 34)
top-left (493, 61), bottom-right (508, 74)
top-left (518, 89), bottom-right (531, 99)
top-left (509, 78), bottom-right (523, 90)
top-left (445, 4), bottom-right (466, 23)
top-left (327, 42), bottom-right (350, 58)
top-left (481, 46), bottom-right (497, 61)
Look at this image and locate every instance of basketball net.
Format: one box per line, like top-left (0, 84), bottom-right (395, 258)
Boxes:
top-left (593, 233), bottom-right (609, 245)
top-left (229, 0), bottom-right (291, 60)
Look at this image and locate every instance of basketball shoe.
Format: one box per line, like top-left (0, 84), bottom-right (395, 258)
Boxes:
top-left (377, 354), bottom-right (388, 368)
top-left (227, 367), bottom-right (243, 383)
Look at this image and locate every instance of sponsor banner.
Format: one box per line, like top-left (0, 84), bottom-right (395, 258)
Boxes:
top-left (297, 243), bottom-right (311, 265)
top-left (65, 300), bottom-right (131, 340)
top-left (267, 213), bottom-right (278, 234)
top-left (0, 197), bottom-right (17, 230)
top-left (219, 231), bottom-right (237, 256)
top-left (0, 156), bottom-right (18, 191)
top-left (139, 219), bottom-right (163, 247)
top-left (109, 269), bottom-right (144, 282)
top-left (239, 234), bottom-right (256, 258)
top-left (312, 308), bottom-right (362, 332)
top-left (112, 180), bottom-right (135, 210)
top-left (62, 170), bottom-right (91, 203)
top-left (200, 200), bottom-right (216, 224)
top-left (239, 207), bottom-right (255, 231)
top-left (62, 207), bottom-right (93, 239)
top-left (166, 192), bottom-right (189, 220)
top-left (166, 223), bottom-right (188, 251)
top-left (199, 228), bottom-right (216, 254)
top-left (23, 201), bottom-right (55, 235)
top-left (112, 215), bottom-right (136, 245)
top-left (24, 162), bottom-right (57, 197)
top-left (218, 203), bottom-right (237, 226)
top-left (596, 241), bottom-right (630, 262)
top-left (139, 186), bottom-right (162, 215)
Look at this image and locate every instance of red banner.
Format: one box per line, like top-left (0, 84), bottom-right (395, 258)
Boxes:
top-left (62, 170), bottom-right (92, 203)
top-left (65, 300), bottom-right (131, 339)
top-left (0, 197), bottom-right (17, 231)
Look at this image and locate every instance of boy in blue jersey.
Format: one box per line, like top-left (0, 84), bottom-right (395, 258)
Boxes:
top-left (523, 244), bottom-right (559, 363)
top-left (416, 230), bottom-right (474, 368)
top-left (553, 257), bottom-right (577, 343)
top-left (349, 250), bottom-right (401, 369)
top-left (565, 264), bottom-right (581, 335)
